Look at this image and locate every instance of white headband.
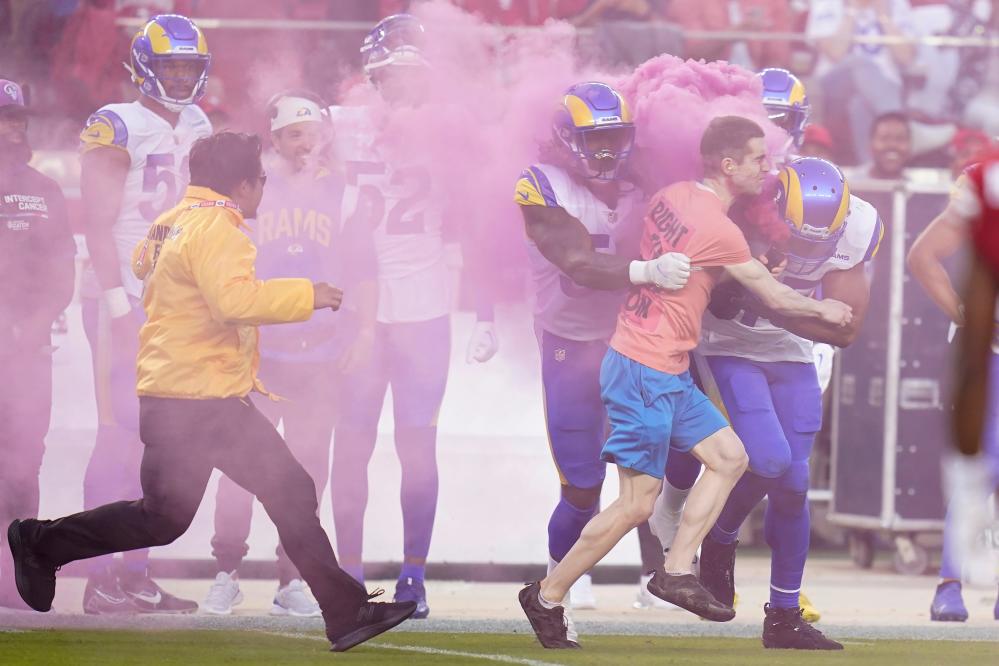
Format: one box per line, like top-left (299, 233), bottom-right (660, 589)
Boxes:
top-left (270, 96), bottom-right (323, 132)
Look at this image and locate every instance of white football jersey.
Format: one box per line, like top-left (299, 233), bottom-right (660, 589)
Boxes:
top-left (515, 163), bottom-right (644, 342)
top-left (80, 101), bottom-right (212, 298)
top-left (699, 194), bottom-right (884, 363)
top-left (328, 105), bottom-right (450, 324)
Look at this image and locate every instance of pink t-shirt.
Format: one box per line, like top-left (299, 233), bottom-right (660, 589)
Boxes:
top-left (611, 181), bottom-right (752, 374)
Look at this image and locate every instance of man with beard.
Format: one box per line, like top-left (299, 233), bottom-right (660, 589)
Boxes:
top-left (850, 111), bottom-right (912, 181)
top-left (0, 79), bottom-right (76, 609)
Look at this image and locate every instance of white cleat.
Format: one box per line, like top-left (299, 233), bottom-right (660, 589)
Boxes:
top-left (633, 573), bottom-right (681, 610)
top-left (201, 571), bottom-right (243, 616)
top-left (270, 579), bottom-right (322, 617)
top-left (568, 573), bottom-right (597, 610)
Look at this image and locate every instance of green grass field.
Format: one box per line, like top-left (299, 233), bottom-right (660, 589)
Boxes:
top-left (0, 630), bottom-right (996, 665)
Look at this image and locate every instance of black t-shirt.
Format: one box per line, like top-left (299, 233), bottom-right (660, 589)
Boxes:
top-left (0, 162), bottom-right (76, 340)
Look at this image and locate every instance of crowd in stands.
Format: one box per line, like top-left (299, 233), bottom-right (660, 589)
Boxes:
top-left (0, 0), bottom-right (995, 169)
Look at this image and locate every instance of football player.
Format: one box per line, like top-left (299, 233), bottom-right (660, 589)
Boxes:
top-left (326, 14), bottom-right (499, 618)
top-left (515, 82), bottom-right (693, 612)
top-left (678, 158), bottom-right (882, 650)
top-left (908, 150), bottom-right (999, 622)
top-left (77, 13), bottom-right (211, 614)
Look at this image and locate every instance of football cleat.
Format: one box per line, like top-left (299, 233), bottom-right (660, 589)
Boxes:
top-left (634, 573), bottom-right (680, 610)
top-left (798, 592), bottom-right (821, 623)
top-left (698, 536), bottom-right (737, 608)
top-left (646, 570), bottom-right (735, 622)
top-left (762, 604), bottom-right (843, 650)
top-left (930, 581), bottom-right (969, 622)
top-left (393, 577), bottom-right (430, 619)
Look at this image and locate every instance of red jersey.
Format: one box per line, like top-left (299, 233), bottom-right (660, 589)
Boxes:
top-left (968, 149), bottom-right (999, 276)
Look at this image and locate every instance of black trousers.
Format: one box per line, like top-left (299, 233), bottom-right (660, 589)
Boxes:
top-left (24, 395), bottom-right (366, 621)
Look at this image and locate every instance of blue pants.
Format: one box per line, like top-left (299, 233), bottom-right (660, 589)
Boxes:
top-left (80, 296), bottom-right (148, 573)
top-left (706, 356), bottom-right (822, 608)
top-left (331, 316), bottom-right (451, 573)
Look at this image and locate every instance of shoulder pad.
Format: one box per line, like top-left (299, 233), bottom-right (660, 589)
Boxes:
top-left (515, 165), bottom-right (560, 207)
top-left (80, 108), bottom-right (129, 154)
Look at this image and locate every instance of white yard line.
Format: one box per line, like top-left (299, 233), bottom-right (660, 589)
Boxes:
top-left (261, 631), bottom-right (563, 666)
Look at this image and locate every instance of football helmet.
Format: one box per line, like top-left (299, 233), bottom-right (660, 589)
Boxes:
top-left (759, 68), bottom-right (810, 148)
top-left (552, 82), bottom-right (635, 182)
top-left (361, 13), bottom-right (428, 74)
top-left (777, 157), bottom-right (850, 275)
top-left (127, 14), bottom-right (210, 112)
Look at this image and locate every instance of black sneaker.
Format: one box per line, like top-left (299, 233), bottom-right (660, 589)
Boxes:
top-left (518, 581), bottom-right (581, 649)
top-left (646, 569), bottom-right (735, 622)
top-left (6, 520), bottom-right (57, 613)
top-left (326, 589), bottom-right (417, 653)
top-left (698, 536), bottom-right (737, 608)
top-left (120, 570), bottom-right (198, 614)
top-left (762, 604), bottom-right (844, 650)
top-left (83, 569), bottom-right (140, 615)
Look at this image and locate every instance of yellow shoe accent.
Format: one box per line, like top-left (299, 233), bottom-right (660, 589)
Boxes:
top-left (799, 592), bottom-right (821, 623)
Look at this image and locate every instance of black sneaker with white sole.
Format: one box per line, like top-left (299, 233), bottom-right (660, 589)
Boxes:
top-left (762, 604), bottom-right (843, 650)
top-left (120, 570), bottom-right (198, 614)
top-left (326, 589), bottom-right (417, 653)
top-left (518, 581), bottom-right (581, 649)
top-left (6, 519), bottom-right (57, 613)
top-left (646, 569), bottom-right (735, 622)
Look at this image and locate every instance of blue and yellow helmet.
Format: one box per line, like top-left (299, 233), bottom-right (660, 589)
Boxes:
top-left (758, 68), bottom-right (810, 147)
top-left (553, 82), bottom-right (635, 182)
top-left (128, 14), bottom-right (210, 110)
top-left (777, 157), bottom-right (850, 275)
top-left (361, 13), bottom-right (428, 75)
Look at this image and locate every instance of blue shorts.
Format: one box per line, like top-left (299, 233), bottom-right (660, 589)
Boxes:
top-left (538, 329), bottom-right (608, 490)
top-left (600, 349), bottom-right (728, 479)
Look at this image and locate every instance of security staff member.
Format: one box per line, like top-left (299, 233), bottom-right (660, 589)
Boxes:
top-left (0, 79), bottom-right (75, 610)
top-left (6, 132), bottom-right (416, 651)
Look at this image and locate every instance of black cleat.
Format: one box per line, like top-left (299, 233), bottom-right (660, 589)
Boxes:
top-left (698, 536), bottom-right (737, 608)
top-left (83, 570), bottom-right (140, 615)
top-left (762, 603), bottom-right (844, 650)
top-left (646, 569), bottom-right (735, 622)
top-left (518, 582), bottom-right (580, 649)
top-left (6, 520), bottom-right (57, 613)
top-left (120, 570), bottom-right (198, 614)
top-left (326, 589), bottom-right (417, 652)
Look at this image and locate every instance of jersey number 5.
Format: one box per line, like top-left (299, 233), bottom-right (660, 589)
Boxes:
top-left (139, 153), bottom-right (179, 223)
top-left (345, 161), bottom-right (431, 235)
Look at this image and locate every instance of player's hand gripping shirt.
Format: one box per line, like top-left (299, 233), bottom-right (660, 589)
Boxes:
top-left (328, 105), bottom-right (451, 324)
top-left (514, 163), bottom-right (644, 342)
top-left (699, 194), bottom-right (883, 363)
top-left (610, 181), bottom-right (752, 375)
top-left (80, 100), bottom-right (212, 298)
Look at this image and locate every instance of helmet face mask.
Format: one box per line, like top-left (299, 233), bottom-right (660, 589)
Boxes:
top-left (777, 157), bottom-right (850, 276)
top-left (553, 82), bottom-right (635, 183)
top-left (129, 14), bottom-right (210, 111)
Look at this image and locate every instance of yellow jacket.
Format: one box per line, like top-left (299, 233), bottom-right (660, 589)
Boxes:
top-left (131, 186), bottom-right (314, 399)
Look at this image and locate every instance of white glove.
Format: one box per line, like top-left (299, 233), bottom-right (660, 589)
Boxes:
top-left (629, 253), bottom-right (691, 290)
top-left (466, 320), bottom-right (499, 363)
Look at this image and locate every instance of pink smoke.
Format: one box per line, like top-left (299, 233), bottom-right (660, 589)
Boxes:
top-left (336, 1), bottom-right (791, 265)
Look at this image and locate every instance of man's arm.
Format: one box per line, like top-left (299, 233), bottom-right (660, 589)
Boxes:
top-left (769, 262), bottom-right (871, 347)
top-left (724, 258), bottom-right (852, 324)
top-left (81, 146), bottom-right (130, 312)
top-left (952, 252), bottom-right (997, 456)
top-left (522, 204), bottom-right (689, 291)
top-left (907, 203), bottom-right (968, 325)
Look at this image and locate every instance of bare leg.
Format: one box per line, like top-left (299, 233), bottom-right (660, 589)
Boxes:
top-left (541, 467), bottom-right (661, 603)
top-left (664, 427), bottom-right (748, 573)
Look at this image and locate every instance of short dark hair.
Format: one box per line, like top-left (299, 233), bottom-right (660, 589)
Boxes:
top-left (700, 116), bottom-right (765, 176)
top-left (189, 131), bottom-right (262, 196)
top-left (871, 111), bottom-right (910, 138)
